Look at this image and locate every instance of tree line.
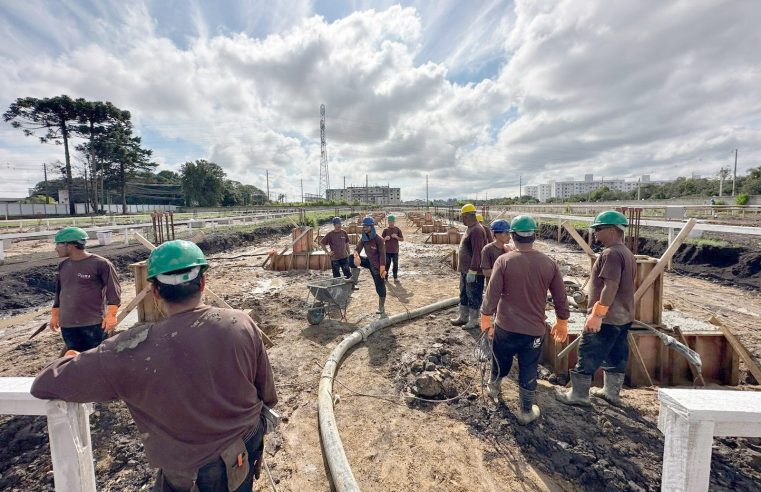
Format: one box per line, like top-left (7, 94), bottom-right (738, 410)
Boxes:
top-left (4, 95), bottom-right (267, 214)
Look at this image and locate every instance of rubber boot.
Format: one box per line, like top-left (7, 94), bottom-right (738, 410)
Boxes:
top-left (350, 267), bottom-right (360, 290)
top-left (516, 388), bottom-right (541, 425)
top-left (486, 377), bottom-right (502, 401)
top-left (376, 297), bottom-right (386, 316)
top-left (450, 305), bottom-right (468, 326)
top-left (590, 371), bottom-right (625, 406)
top-left (555, 372), bottom-right (592, 407)
top-left (462, 308), bottom-right (480, 330)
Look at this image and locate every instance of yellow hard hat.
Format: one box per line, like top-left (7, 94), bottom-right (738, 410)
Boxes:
top-left (476, 213), bottom-right (484, 222)
top-left (461, 203), bottom-right (476, 214)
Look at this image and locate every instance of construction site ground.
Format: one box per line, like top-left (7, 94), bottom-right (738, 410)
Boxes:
top-left (0, 216), bottom-right (760, 491)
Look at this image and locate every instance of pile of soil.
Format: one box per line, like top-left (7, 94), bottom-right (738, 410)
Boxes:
top-left (538, 224), bottom-right (761, 290)
top-left (393, 339), bottom-right (470, 400)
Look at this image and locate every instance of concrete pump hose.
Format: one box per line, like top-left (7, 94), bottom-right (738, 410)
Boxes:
top-left (317, 297), bottom-right (460, 492)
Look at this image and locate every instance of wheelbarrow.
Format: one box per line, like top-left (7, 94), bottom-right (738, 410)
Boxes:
top-left (305, 278), bottom-right (354, 325)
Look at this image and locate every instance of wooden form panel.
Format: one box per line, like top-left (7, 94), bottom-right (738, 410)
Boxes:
top-left (270, 252), bottom-right (332, 271)
top-left (634, 256), bottom-right (663, 325)
top-left (129, 261), bottom-right (166, 322)
top-left (542, 328), bottom-right (739, 387)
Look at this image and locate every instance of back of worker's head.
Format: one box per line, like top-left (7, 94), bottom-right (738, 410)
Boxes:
top-left (147, 240), bottom-right (208, 304)
top-left (510, 215), bottom-right (537, 244)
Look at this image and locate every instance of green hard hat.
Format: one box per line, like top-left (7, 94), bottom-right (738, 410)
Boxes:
top-left (388, 215), bottom-right (396, 221)
top-left (510, 215), bottom-right (537, 233)
top-left (54, 227), bottom-right (88, 243)
top-left (147, 240), bottom-right (208, 279)
top-left (591, 210), bottom-right (628, 229)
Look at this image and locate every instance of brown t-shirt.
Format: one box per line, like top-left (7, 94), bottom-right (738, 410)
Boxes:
top-left (381, 226), bottom-right (404, 254)
top-left (54, 254), bottom-right (121, 327)
top-left (320, 230), bottom-right (351, 260)
top-left (588, 243), bottom-right (637, 325)
top-left (480, 241), bottom-right (508, 272)
top-left (482, 249), bottom-right (570, 337)
top-left (458, 223), bottom-right (487, 274)
top-left (355, 234), bottom-right (386, 269)
top-left (31, 306), bottom-right (278, 475)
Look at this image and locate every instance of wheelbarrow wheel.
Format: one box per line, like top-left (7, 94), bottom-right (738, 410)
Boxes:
top-left (307, 306), bottom-right (325, 325)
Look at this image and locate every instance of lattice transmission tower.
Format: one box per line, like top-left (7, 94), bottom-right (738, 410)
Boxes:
top-left (319, 104), bottom-right (330, 197)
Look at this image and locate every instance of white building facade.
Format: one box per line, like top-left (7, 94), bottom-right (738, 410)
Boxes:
top-left (526, 174), bottom-right (665, 202)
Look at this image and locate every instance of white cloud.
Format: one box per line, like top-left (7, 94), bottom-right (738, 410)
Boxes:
top-left (1, 0), bottom-right (760, 201)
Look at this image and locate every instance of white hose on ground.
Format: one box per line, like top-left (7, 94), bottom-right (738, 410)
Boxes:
top-left (317, 296), bottom-right (460, 492)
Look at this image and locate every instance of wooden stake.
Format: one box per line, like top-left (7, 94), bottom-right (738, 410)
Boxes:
top-left (628, 332), bottom-right (655, 387)
top-left (561, 221), bottom-right (597, 259)
top-left (672, 325), bottom-right (707, 386)
top-left (718, 324), bottom-right (761, 384)
top-left (634, 218), bottom-right (696, 303)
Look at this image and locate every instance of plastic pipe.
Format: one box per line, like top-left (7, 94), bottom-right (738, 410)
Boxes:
top-left (318, 297), bottom-right (459, 492)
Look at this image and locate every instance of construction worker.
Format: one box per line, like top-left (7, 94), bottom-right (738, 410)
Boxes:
top-left (450, 203), bottom-right (487, 329)
top-left (32, 240), bottom-right (278, 491)
top-left (480, 219), bottom-right (513, 283)
top-left (50, 226), bottom-right (121, 351)
top-left (382, 214), bottom-right (404, 282)
top-left (556, 210), bottom-right (636, 407)
top-left (354, 216), bottom-right (387, 315)
top-left (477, 213), bottom-right (494, 242)
top-left (481, 215), bottom-right (570, 424)
top-left (320, 217), bottom-right (353, 281)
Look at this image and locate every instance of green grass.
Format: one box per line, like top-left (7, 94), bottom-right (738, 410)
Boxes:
top-left (685, 238), bottom-right (731, 248)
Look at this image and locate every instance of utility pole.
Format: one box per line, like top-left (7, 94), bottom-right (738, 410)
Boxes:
top-left (637, 177), bottom-right (641, 200)
top-left (266, 170), bottom-right (270, 202)
top-left (732, 149), bottom-right (738, 196)
top-left (519, 175), bottom-right (522, 198)
top-left (426, 174), bottom-right (429, 208)
top-left (366, 174), bottom-right (369, 204)
top-left (43, 163), bottom-right (49, 202)
top-left (301, 179), bottom-right (304, 203)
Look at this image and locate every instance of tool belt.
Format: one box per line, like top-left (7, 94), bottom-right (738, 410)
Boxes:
top-left (152, 419), bottom-right (263, 492)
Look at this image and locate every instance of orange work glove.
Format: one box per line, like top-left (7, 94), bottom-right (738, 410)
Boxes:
top-left (64, 350), bottom-right (80, 358)
top-left (379, 265), bottom-right (387, 279)
top-left (551, 319), bottom-right (569, 342)
top-left (353, 252), bottom-right (361, 268)
top-left (480, 314), bottom-right (494, 339)
top-left (102, 305), bottom-right (119, 333)
top-left (584, 302), bottom-right (609, 333)
top-left (50, 307), bottom-right (60, 332)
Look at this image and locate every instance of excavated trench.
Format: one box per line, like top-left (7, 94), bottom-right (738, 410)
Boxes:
top-left (538, 224), bottom-right (761, 290)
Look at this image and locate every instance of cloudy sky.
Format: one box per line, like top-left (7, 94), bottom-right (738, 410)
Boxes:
top-left (1, 0), bottom-right (760, 201)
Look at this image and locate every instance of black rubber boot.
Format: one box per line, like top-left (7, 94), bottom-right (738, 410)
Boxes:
top-left (516, 388), bottom-right (541, 425)
top-left (590, 371), bottom-right (625, 406)
top-left (555, 372), bottom-right (592, 407)
top-left (450, 305), bottom-right (468, 326)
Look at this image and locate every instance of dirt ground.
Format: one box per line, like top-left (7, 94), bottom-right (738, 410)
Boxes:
top-left (0, 215), bottom-right (760, 491)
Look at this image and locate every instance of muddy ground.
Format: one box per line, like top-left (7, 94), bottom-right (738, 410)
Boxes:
top-left (0, 216), bottom-right (760, 491)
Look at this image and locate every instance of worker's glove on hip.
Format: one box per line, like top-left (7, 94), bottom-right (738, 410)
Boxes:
top-left (551, 319), bottom-right (569, 342)
top-left (102, 305), bottom-right (119, 333)
top-left (353, 253), bottom-right (361, 268)
top-left (480, 314), bottom-right (494, 339)
top-left (584, 302), bottom-right (609, 333)
top-left (50, 307), bottom-right (60, 332)
top-left (379, 266), bottom-right (387, 279)
top-left (466, 270), bottom-right (477, 283)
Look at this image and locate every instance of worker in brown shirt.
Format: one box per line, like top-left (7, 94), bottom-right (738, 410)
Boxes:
top-left (557, 211), bottom-right (636, 407)
top-left (32, 240), bottom-right (278, 492)
top-left (354, 216), bottom-right (387, 315)
top-left (50, 227), bottom-right (121, 351)
top-left (481, 215), bottom-right (569, 424)
top-left (479, 219), bottom-right (513, 283)
top-left (320, 217), bottom-right (353, 281)
top-left (382, 214), bottom-right (404, 282)
top-left (450, 203), bottom-right (487, 330)
top-left (478, 213), bottom-right (494, 242)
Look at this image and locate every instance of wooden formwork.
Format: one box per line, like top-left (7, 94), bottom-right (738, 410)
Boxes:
top-left (430, 227), bottom-right (462, 244)
top-left (542, 328), bottom-right (740, 387)
top-left (128, 261), bottom-right (166, 322)
top-left (633, 256), bottom-right (664, 326)
top-left (269, 251), bottom-right (332, 271)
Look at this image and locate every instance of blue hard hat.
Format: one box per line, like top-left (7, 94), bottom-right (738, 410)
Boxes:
top-left (490, 219), bottom-right (511, 233)
top-left (362, 216), bottom-right (375, 226)
top-left (332, 217), bottom-right (342, 224)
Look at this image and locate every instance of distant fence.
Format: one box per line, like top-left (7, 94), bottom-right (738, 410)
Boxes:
top-left (1, 203), bottom-right (177, 218)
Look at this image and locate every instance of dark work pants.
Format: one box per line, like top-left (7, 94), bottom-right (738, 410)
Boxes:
top-left (573, 323), bottom-right (631, 376)
top-left (458, 272), bottom-right (484, 309)
top-left (154, 419), bottom-right (265, 492)
top-left (490, 326), bottom-right (544, 390)
top-left (385, 253), bottom-right (399, 278)
top-left (360, 256), bottom-right (386, 298)
top-left (331, 257), bottom-right (352, 279)
top-left (61, 324), bottom-right (105, 352)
